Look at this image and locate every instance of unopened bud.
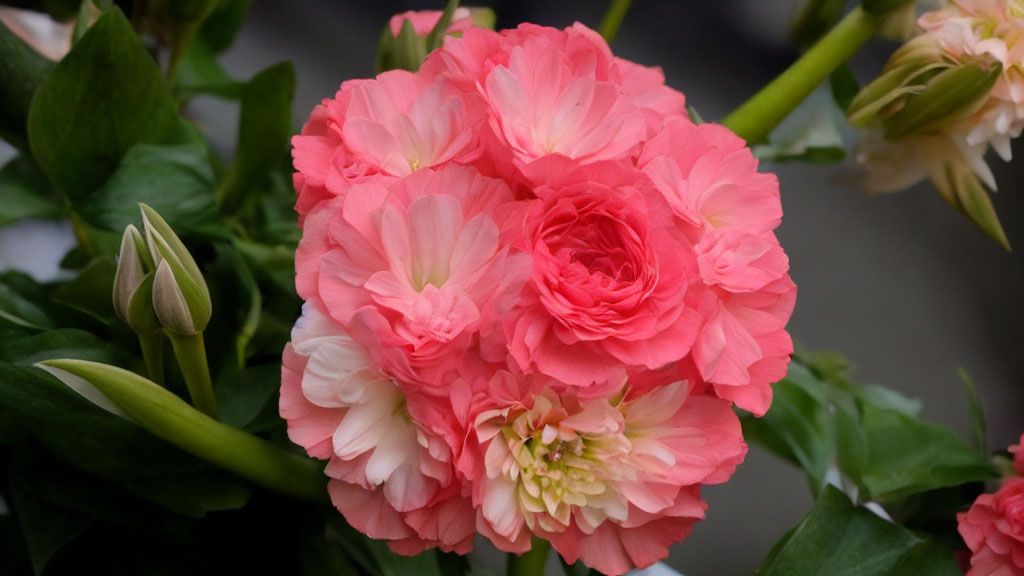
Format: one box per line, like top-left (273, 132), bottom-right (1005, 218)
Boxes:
top-left (375, 4), bottom-right (492, 73)
top-left (140, 204), bottom-right (211, 335)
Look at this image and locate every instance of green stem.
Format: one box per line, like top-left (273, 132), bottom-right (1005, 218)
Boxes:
top-left (68, 210), bottom-right (97, 258)
top-left (721, 7), bottom-right (880, 143)
top-left (166, 21), bottom-right (199, 88)
top-left (40, 359), bottom-right (328, 504)
top-left (167, 332), bottom-right (217, 418)
top-left (598, 0), bottom-right (632, 44)
top-left (508, 537), bottom-right (551, 576)
top-left (138, 332), bottom-right (165, 386)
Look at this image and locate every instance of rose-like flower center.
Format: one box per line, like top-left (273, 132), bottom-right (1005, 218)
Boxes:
top-left (534, 194), bottom-right (656, 332)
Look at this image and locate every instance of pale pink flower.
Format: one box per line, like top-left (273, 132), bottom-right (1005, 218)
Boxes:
top-left (919, 0), bottom-right (1024, 159)
top-left (342, 69), bottom-right (486, 177)
top-left (388, 8), bottom-right (475, 37)
top-left (464, 371), bottom-right (746, 575)
top-left (959, 477), bottom-right (1024, 576)
top-left (280, 304), bottom-right (475, 554)
top-left (504, 157), bottom-right (708, 389)
top-left (295, 164), bottom-right (529, 385)
top-left (639, 118), bottom-right (795, 415)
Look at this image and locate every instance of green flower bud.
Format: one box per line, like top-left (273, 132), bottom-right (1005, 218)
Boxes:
top-left (113, 225), bottom-right (162, 335)
top-left (883, 61), bottom-right (1002, 140)
top-left (140, 203), bottom-right (211, 335)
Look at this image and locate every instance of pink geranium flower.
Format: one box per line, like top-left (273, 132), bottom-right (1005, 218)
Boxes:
top-left (504, 157), bottom-right (708, 388)
top-left (281, 304), bottom-right (475, 554)
top-left (463, 371), bottom-right (746, 575)
top-left (639, 118), bottom-right (795, 415)
top-left (295, 164), bottom-right (529, 385)
top-left (959, 477), bottom-right (1024, 576)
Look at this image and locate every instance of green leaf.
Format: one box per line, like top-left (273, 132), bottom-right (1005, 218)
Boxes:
top-left (79, 144), bottom-right (224, 239)
top-left (198, 0), bottom-right (254, 54)
top-left (858, 384), bottom-right (921, 417)
top-left (0, 362), bottom-right (251, 516)
top-left (216, 62), bottom-right (296, 214)
top-left (0, 329), bottom-right (134, 368)
top-left (215, 364), bottom-right (283, 434)
top-left (757, 485), bottom-right (961, 576)
top-left (859, 402), bottom-right (995, 501)
top-left (50, 257), bottom-right (119, 324)
top-left (0, 274), bottom-right (53, 331)
top-left (742, 364), bottom-right (834, 493)
top-left (829, 65), bottom-right (860, 113)
top-left (0, 19), bottom-right (53, 145)
top-left (0, 511), bottom-right (32, 576)
top-left (177, 38), bottom-right (246, 101)
top-left (9, 477), bottom-right (94, 575)
top-left (27, 7), bottom-right (182, 199)
top-left (0, 156), bottom-right (62, 227)
top-left (958, 368), bottom-right (987, 456)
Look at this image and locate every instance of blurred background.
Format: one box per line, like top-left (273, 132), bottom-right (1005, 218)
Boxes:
top-left (2, 1), bottom-right (1022, 574)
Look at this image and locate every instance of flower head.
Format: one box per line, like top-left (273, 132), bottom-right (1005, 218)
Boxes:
top-left (465, 372), bottom-right (746, 575)
top-left (959, 477), bottom-right (1024, 576)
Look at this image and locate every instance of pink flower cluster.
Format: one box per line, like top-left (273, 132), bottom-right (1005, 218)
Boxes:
top-left (958, 434), bottom-right (1024, 576)
top-left (284, 19), bottom-right (795, 575)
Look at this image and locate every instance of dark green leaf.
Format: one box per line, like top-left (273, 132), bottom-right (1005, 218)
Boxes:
top-left (198, 0), bottom-right (253, 53)
top-left (860, 402), bottom-right (995, 501)
top-left (0, 272), bottom-right (53, 331)
top-left (858, 384), bottom-right (921, 416)
top-left (0, 363), bottom-right (251, 516)
top-left (0, 19), bottom-right (53, 145)
top-left (5, 0), bottom-right (81, 21)
top-left (742, 364), bottom-right (833, 493)
top-left (0, 329), bottom-right (134, 368)
top-left (178, 38), bottom-right (245, 101)
top-left (78, 144), bottom-right (225, 239)
top-left (757, 486), bottom-right (960, 576)
top-left (217, 62), bottom-right (295, 214)
top-left (560, 557), bottom-right (599, 576)
top-left (9, 476), bottom-right (94, 575)
top-left (27, 8), bottom-right (182, 199)
top-left (0, 511), bottom-right (32, 576)
top-left (50, 257), bottom-right (118, 324)
top-left (829, 65), bottom-right (860, 113)
top-left (215, 364), bottom-right (283, 434)
top-left (0, 156), bottom-right (62, 227)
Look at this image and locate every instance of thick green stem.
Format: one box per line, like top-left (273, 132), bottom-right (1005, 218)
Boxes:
top-left (721, 7), bottom-right (880, 143)
top-left (39, 359), bottom-right (328, 504)
top-left (167, 331), bottom-right (217, 418)
top-left (508, 538), bottom-right (551, 576)
top-left (598, 0), bottom-right (632, 44)
top-left (138, 332), bottom-right (164, 386)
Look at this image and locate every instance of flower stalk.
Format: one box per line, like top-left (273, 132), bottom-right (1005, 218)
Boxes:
top-left (599, 0), bottom-right (632, 44)
top-left (37, 359), bottom-right (327, 504)
top-left (722, 7), bottom-right (881, 143)
top-left (167, 331), bottom-right (217, 418)
top-left (507, 537), bottom-right (551, 576)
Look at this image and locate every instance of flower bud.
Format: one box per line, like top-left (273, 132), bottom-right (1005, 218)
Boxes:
top-left (139, 203), bottom-right (211, 335)
top-left (375, 5), bottom-right (493, 72)
top-left (113, 224), bottom-right (162, 335)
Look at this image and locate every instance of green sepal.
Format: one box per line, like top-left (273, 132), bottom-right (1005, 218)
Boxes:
top-left (884, 61), bottom-right (1002, 140)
